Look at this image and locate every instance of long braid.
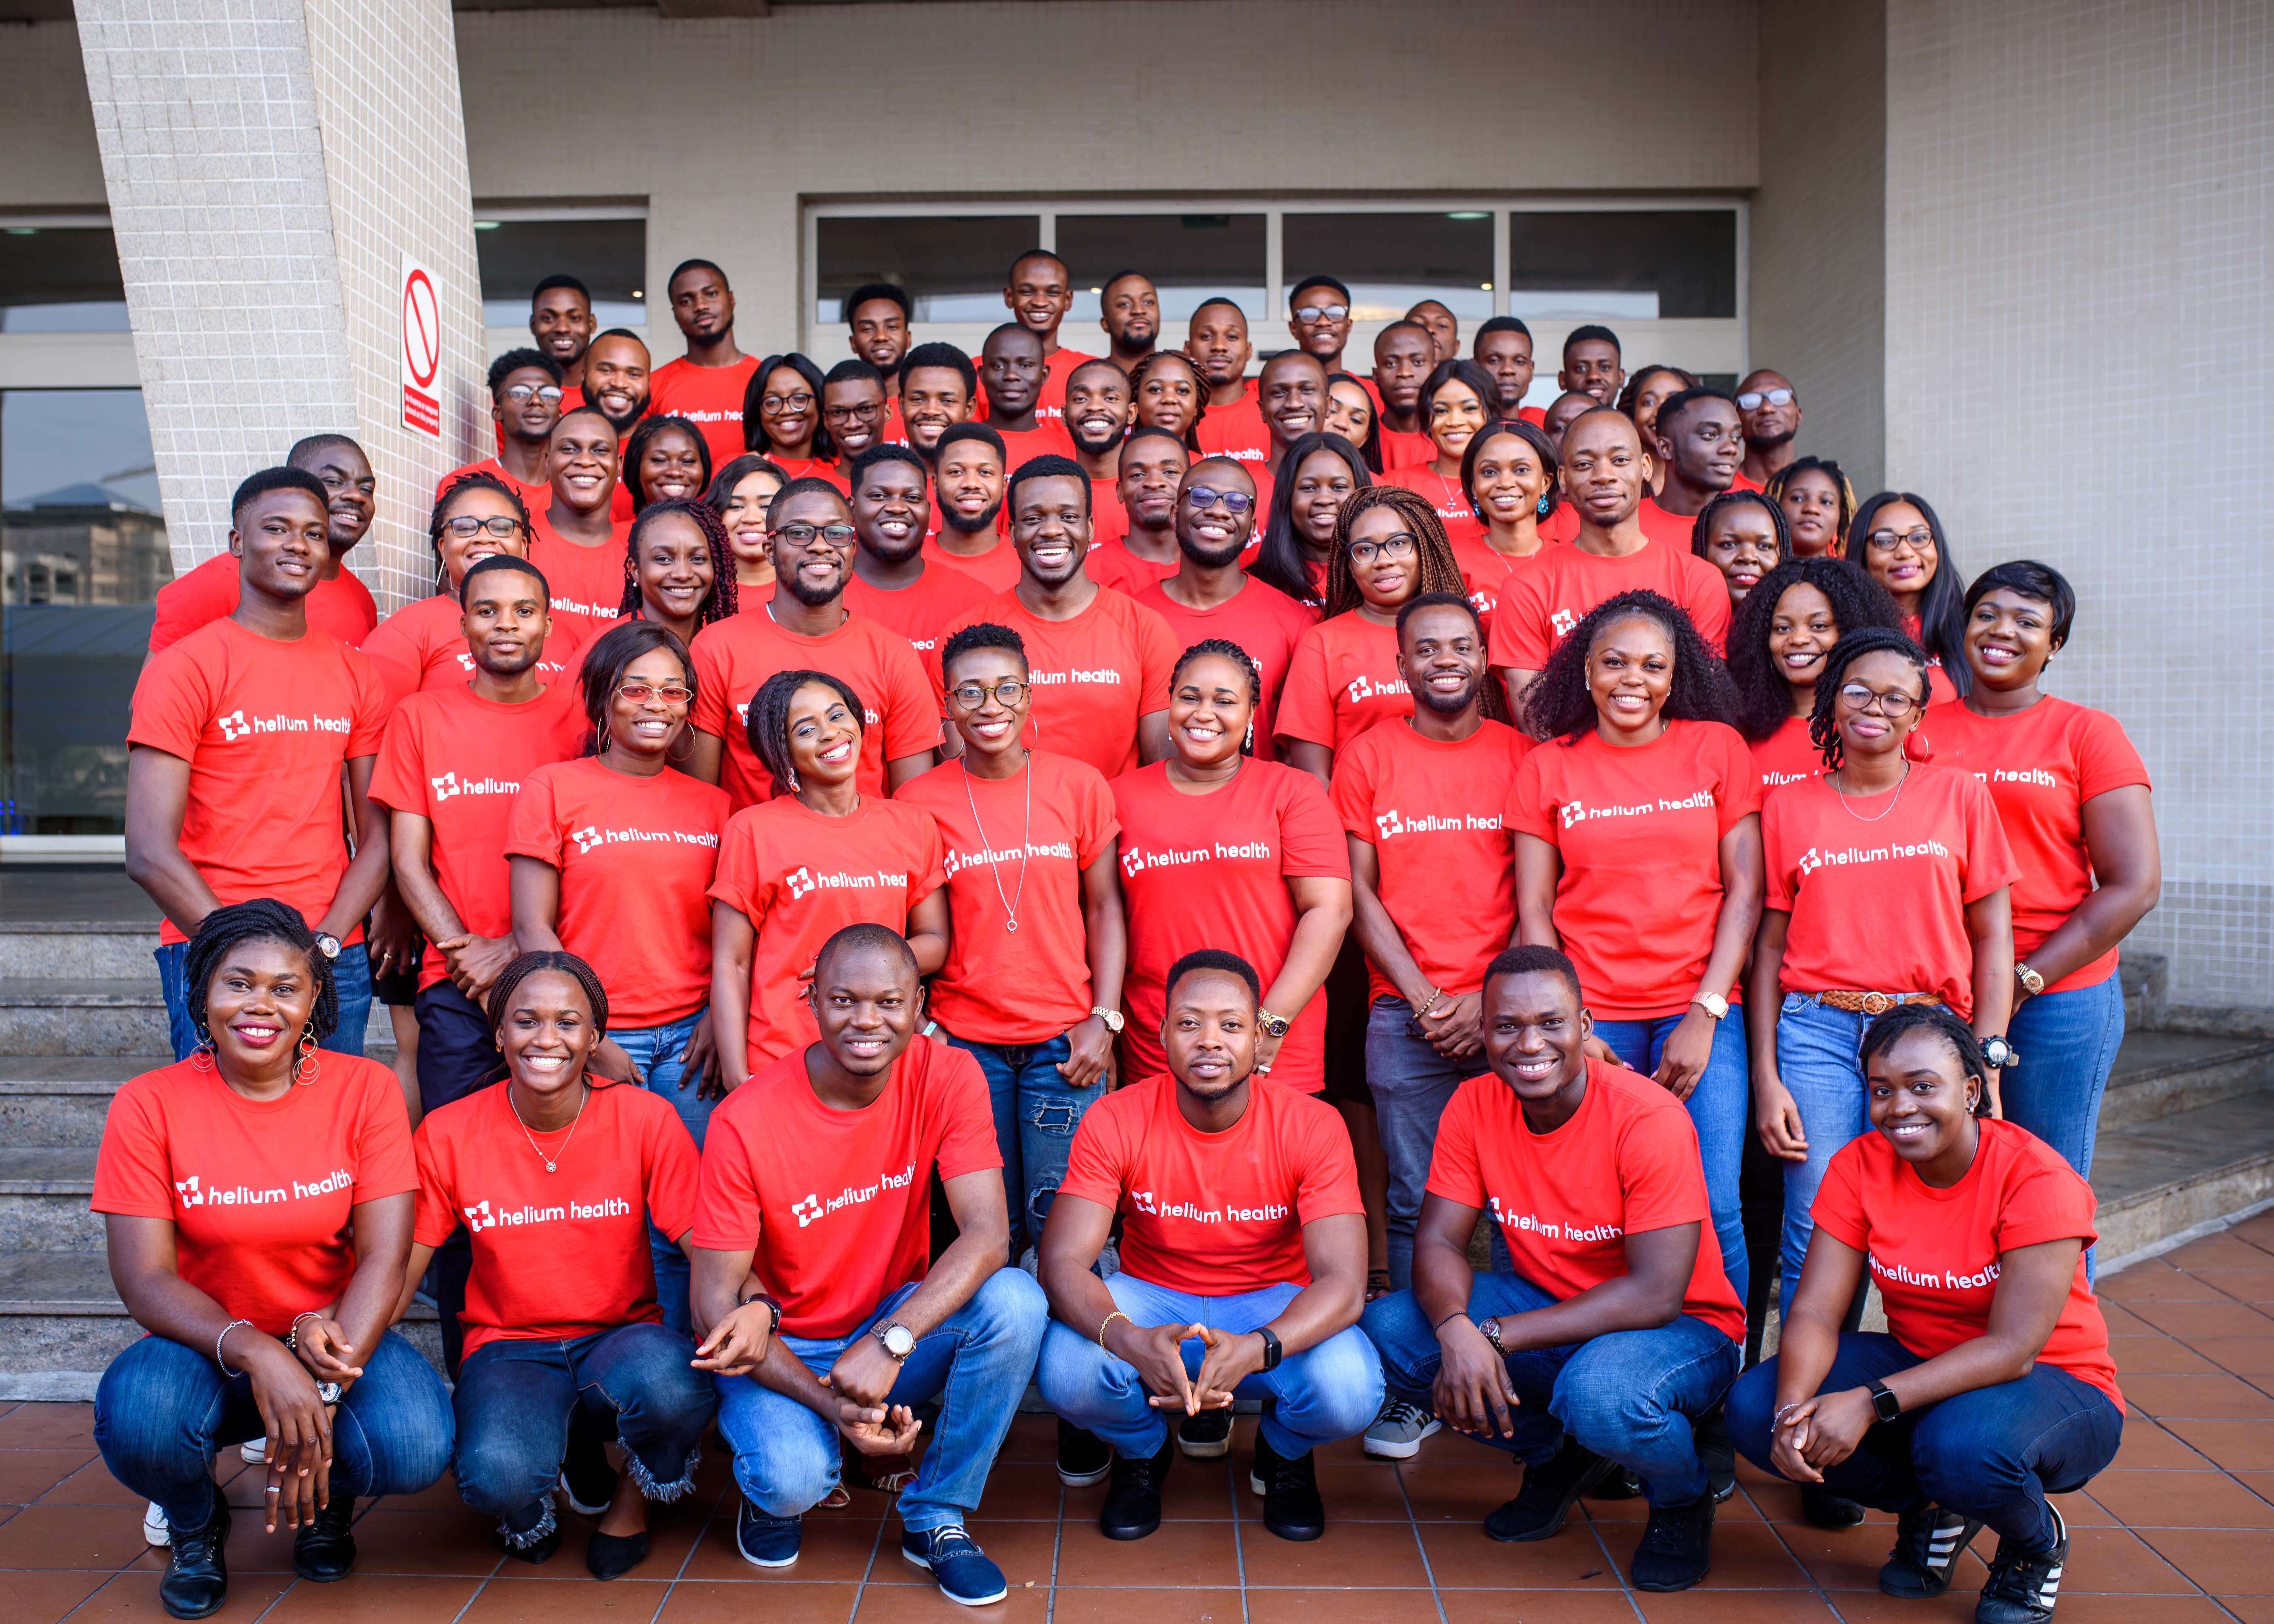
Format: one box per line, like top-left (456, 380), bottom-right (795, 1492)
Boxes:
top-left (1807, 626), bottom-right (1929, 769)
top-left (1321, 485), bottom-right (1468, 620)
top-left (183, 899), bottom-right (340, 1044)
top-left (616, 496), bottom-right (738, 627)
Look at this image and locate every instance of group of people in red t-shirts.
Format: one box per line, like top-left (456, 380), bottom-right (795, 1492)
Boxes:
top-left (97, 251), bottom-right (2158, 1622)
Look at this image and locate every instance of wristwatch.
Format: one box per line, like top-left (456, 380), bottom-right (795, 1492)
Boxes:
top-left (875, 1320), bottom-right (916, 1362)
top-left (312, 932), bottom-right (342, 961)
top-left (315, 1381), bottom-right (343, 1407)
top-left (2015, 962), bottom-right (2045, 996)
top-left (1476, 1316), bottom-right (1510, 1356)
top-left (1867, 1378), bottom-right (1901, 1424)
top-left (1090, 1006), bottom-right (1124, 1034)
top-left (1692, 992), bottom-right (1730, 1021)
top-left (1257, 1009), bottom-right (1292, 1039)
top-left (742, 1292), bottom-right (783, 1337)
top-left (1255, 1326), bottom-right (1283, 1371)
top-left (1980, 1035), bottom-right (2019, 1069)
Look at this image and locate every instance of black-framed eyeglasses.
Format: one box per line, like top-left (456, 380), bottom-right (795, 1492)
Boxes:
top-left (1838, 681), bottom-right (1919, 718)
top-left (1737, 388), bottom-right (1795, 410)
top-left (949, 679), bottom-right (1029, 710)
top-left (1349, 533), bottom-right (1418, 565)
top-left (762, 391), bottom-right (815, 412)
top-left (1865, 527), bottom-right (1935, 554)
top-left (442, 515), bottom-right (525, 539)
top-left (504, 383), bottom-right (564, 405)
top-left (1292, 304), bottom-right (1351, 325)
top-left (824, 401), bottom-right (885, 424)
top-left (1183, 486), bottom-right (1255, 515)
top-left (774, 522), bottom-right (857, 548)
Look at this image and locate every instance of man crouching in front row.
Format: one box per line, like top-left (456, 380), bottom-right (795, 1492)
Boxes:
top-left (1036, 948), bottom-right (1384, 1542)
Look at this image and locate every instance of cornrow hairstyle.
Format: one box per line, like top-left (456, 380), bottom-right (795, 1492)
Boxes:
top-left (622, 414), bottom-right (715, 514)
top-left (1165, 946), bottom-right (1260, 1007)
top-left (1723, 556), bottom-right (1901, 743)
top-left (1321, 485), bottom-right (1468, 621)
top-left (1419, 359), bottom-right (1500, 448)
top-left (1323, 371), bottom-right (1385, 474)
top-left (1964, 558), bottom-right (2076, 649)
top-left (429, 470), bottom-right (532, 588)
top-left (1614, 364), bottom-right (1698, 425)
top-left (1253, 430), bottom-right (1371, 606)
top-left (1850, 491), bottom-right (1970, 698)
top-left (459, 552), bottom-right (550, 609)
top-left (615, 496), bottom-right (737, 629)
top-left (1859, 1002), bottom-right (1994, 1119)
top-left (745, 352), bottom-right (834, 461)
top-left (703, 452), bottom-right (792, 519)
top-left (485, 948), bottom-right (612, 1050)
top-left (1807, 625), bottom-right (1929, 769)
top-left (1524, 589), bottom-right (1740, 744)
top-left (940, 621), bottom-right (1029, 682)
top-left (1128, 351), bottom-right (1209, 452)
top-left (578, 621), bottom-right (694, 758)
top-left (1764, 455), bottom-right (1860, 559)
top-left (1691, 488), bottom-right (1790, 561)
top-left (1393, 590), bottom-right (1515, 727)
top-left (745, 667), bottom-right (865, 795)
top-left (486, 347), bottom-right (562, 397)
top-left (183, 898), bottom-right (339, 1045)
top-left (1459, 419), bottom-right (1560, 528)
top-left (1171, 637), bottom-right (1264, 757)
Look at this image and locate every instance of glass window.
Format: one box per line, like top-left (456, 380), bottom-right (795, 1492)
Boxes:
top-left (1505, 211), bottom-right (1736, 320)
top-left (1058, 214), bottom-right (1266, 323)
top-left (1, 389), bottom-right (170, 835)
top-left (474, 217), bottom-right (647, 329)
top-left (815, 215), bottom-right (1041, 325)
top-left (1281, 212), bottom-right (1495, 323)
top-left (0, 224), bottom-right (130, 333)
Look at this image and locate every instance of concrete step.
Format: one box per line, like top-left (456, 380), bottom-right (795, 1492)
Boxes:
top-left (0, 921), bottom-right (159, 982)
top-left (0, 1149), bottom-right (100, 1251)
top-left (0, 979), bottom-right (169, 1055)
top-left (2094, 1089), bottom-right (2274, 1264)
top-left (0, 1055), bottom-right (173, 1146)
top-left (2098, 1032), bottom-right (2274, 1128)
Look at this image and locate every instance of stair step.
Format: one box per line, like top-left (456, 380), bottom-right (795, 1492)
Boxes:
top-left (2095, 1090), bottom-right (2274, 1265)
top-left (2099, 1033), bottom-right (2274, 1127)
top-left (0, 1057), bottom-right (174, 1146)
top-left (0, 980), bottom-right (169, 1055)
top-left (0, 923), bottom-right (159, 981)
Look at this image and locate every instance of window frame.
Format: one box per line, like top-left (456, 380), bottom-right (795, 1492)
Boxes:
top-left (473, 200), bottom-right (651, 362)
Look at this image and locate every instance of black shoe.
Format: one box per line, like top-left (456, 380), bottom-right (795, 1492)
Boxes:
top-left (586, 1528), bottom-right (650, 1580)
top-left (1882, 1503), bottom-right (1984, 1599)
top-left (159, 1498), bottom-right (229, 1620)
top-left (290, 1483), bottom-right (357, 1582)
top-left (1975, 1504), bottom-right (2068, 1624)
top-left (496, 1521), bottom-right (563, 1565)
top-left (1484, 1437), bottom-right (1615, 1542)
top-left (1630, 1495), bottom-right (1715, 1592)
top-left (1802, 1484), bottom-right (1869, 1528)
top-left (1694, 1407), bottom-right (1738, 1504)
top-left (560, 1428), bottom-right (620, 1516)
top-left (1100, 1434), bottom-right (1174, 1541)
top-left (1592, 1465), bottom-right (1645, 1500)
top-left (1177, 1406), bottom-right (1233, 1459)
top-left (1057, 1419), bottom-right (1112, 1487)
top-left (1246, 1430), bottom-right (1325, 1542)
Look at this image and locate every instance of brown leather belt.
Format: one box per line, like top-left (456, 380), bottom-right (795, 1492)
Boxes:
top-left (1816, 991), bottom-right (1942, 1015)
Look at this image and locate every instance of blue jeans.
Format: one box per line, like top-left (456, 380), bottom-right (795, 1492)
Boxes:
top-left (715, 1267), bottom-right (1046, 1534)
top-left (1728, 1332), bottom-right (2122, 1553)
top-left (157, 938), bottom-right (373, 1061)
top-left (1595, 1013), bottom-right (1749, 1309)
top-left (453, 1322), bottom-right (715, 1545)
top-left (1367, 997), bottom-right (1477, 1291)
top-left (2005, 972), bottom-right (2124, 1182)
top-left (94, 1327), bottom-right (451, 1529)
top-left (1772, 993), bottom-right (1878, 1320)
top-left (1038, 1274), bottom-right (1384, 1461)
top-left (941, 1028), bottom-right (1097, 1260)
top-left (615, 1007), bottom-right (709, 1339)
top-left (1363, 1272), bottom-right (1740, 1508)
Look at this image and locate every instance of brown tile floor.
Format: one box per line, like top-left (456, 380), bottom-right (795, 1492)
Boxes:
top-left (7, 1212), bottom-right (2274, 1622)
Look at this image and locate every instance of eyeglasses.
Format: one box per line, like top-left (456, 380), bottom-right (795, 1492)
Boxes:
top-left (1348, 532), bottom-right (1418, 565)
top-left (441, 515), bottom-right (525, 539)
top-left (1864, 527), bottom-right (1936, 554)
top-left (1736, 387), bottom-right (1795, 410)
top-left (503, 384), bottom-right (564, 405)
top-left (616, 681), bottom-right (692, 706)
top-left (1292, 304), bottom-right (1351, 325)
top-left (822, 401), bottom-right (884, 424)
top-left (949, 679), bottom-right (1029, 710)
top-left (774, 522), bottom-right (858, 548)
top-left (1183, 486), bottom-right (1256, 515)
top-left (761, 391), bottom-right (815, 412)
top-left (1838, 681), bottom-right (1919, 718)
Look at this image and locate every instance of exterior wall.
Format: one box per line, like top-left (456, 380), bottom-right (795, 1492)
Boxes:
top-left (1749, 0), bottom-right (1886, 492)
top-left (1884, 0), bottom-right (2274, 1010)
top-left (0, 23), bottom-right (108, 209)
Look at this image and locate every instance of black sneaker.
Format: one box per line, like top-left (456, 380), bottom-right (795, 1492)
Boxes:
top-left (290, 1480), bottom-right (357, 1582)
top-left (1592, 1465), bottom-right (1645, 1500)
top-left (1882, 1503), bottom-right (1984, 1599)
top-left (1976, 1503), bottom-right (2067, 1624)
top-left (1100, 1434), bottom-right (1174, 1541)
top-left (1803, 1483), bottom-right (1869, 1528)
top-left (1694, 1407), bottom-right (1738, 1504)
top-left (1057, 1419), bottom-right (1112, 1487)
top-left (159, 1497), bottom-right (229, 1620)
top-left (1177, 1406), bottom-right (1233, 1459)
top-left (1484, 1436), bottom-right (1615, 1542)
top-left (1630, 1494), bottom-right (1715, 1592)
top-left (1246, 1430), bottom-right (1325, 1542)
top-left (559, 1428), bottom-right (620, 1516)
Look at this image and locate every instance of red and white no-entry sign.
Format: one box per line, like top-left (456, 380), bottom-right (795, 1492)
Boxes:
top-left (400, 253), bottom-right (442, 438)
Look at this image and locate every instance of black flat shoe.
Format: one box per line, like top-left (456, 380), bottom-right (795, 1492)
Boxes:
top-left (1484, 1437), bottom-right (1614, 1542)
top-left (586, 1528), bottom-right (650, 1579)
top-left (1100, 1434), bottom-right (1174, 1541)
top-left (291, 1487), bottom-right (356, 1582)
top-left (496, 1522), bottom-right (563, 1564)
top-left (159, 1498), bottom-right (229, 1620)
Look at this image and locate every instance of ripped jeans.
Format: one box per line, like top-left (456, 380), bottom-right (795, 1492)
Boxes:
top-left (940, 1028), bottom-right (1099, 1261)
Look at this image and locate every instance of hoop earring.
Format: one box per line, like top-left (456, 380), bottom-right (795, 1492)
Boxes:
top-left (191, 1022), bottom-right (216, 1073)
top-left (293, 1027), bottom-right (320, 1086)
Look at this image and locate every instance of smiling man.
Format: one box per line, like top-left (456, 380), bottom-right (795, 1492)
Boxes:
top-left (1642, 387), bottom-right (1747, 541)
top-left (1187, 298), bottom-right (1266, 463)
top-left (838, 443), bottom-right (991, 656)
top-left (980, 323), bottom-right (1076, 466)
top-left (821, 359), bottom-right (892, 486)
top-left (1003, 250), bottom-right (1095, 422)
top-left (1062, 357), bottom-right (1135, 545)
top-left (1098, 269), bottom-right (1160, 371)
top-left (1287, 275), bottom-right (1354, 374)
top-left (525, 408), bottom-right (633, 624)
top-left (436, 349), bottom-right (563, 514)
top-left (1558, 324), bottom-right (1626, 407)
top-left (649, 259), bottom-right (758, 466)
top-left (529, 275), bottom-right (597, 396)
top-left (843, 282), bottom-right (914, 404)
top-left (1256, 351), bottom-right (1328, 486)
top-left (922, 421), bottom-right (1016, 590)
top-left (896, 342), bottom-right (978, 464)
top-left (1473, 317), bottom-right (1547, 425)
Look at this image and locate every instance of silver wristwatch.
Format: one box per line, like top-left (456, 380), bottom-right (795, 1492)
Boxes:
top-left (875, 1320), bottom-right (915, 1362)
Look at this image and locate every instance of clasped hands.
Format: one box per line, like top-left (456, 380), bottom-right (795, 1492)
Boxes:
top-left (1116, 1320), bottom-right (1266, 1414)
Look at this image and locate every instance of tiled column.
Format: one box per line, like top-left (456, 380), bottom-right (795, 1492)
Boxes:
top-left (74, 0), bottom-right (484, 611)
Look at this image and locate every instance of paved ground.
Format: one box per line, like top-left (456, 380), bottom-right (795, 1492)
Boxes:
top-left (3, 1212), bottom-right (2271, 1624)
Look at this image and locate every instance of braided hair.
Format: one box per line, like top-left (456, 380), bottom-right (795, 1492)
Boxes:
top-left (614, 496), bottom-right (738, 629)
top-left (183, 898), bottom-right (339, 1045)
top-left (428, 471), bottom-right (531, 591)
top-left (622, 414), bottom-right (716, 514)
top-left (745, 667), bottom-right (865, 795)
top-left (1522, 589), bottom-right (1739, 743)
top-left (1128, 351), bottom-right (1208, 453)
top-left (1724, 557), bottom-right (1901, 742)
top-left (1171, 639), bottom-right (1263, 757)
top-left (485, 948), bottom-right (610, 1042)
top-left (1320, 486), bottom-right (1468, 621)
top-left (1806, 625), bottom-right (1929, 770)
top-left (1690, 487), bottom-right (1790, 562)
top-left (1860, 1002), bottom-right (1994, 1119)
top-left (1763, 455), bottom-right (1858, 557)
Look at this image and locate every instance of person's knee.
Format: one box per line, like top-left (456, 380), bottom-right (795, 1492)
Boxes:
top-left (968, 1266), bottom-right (1049, 1349)
top-left (1551, 1343), bottom-right (1675, 1455)
top-left (1358, 1290), bottom-right (1435, 1392)
top-left (95, 1337), bottom-right (211, 1465)
top-left (1724, 1361), bottom-right (1783, 1470)
top-left (451, 1415), bottom-right (549, 1514)
top-left (1910, 1400), bottom-right (2027, 1513)
top-left (1287, 1330), bottom-right (1385, 1442)
top-left (734, 1426), bottom-right (836, 1518)
top-left (1037, 1321), bottom-right (1125, 1416)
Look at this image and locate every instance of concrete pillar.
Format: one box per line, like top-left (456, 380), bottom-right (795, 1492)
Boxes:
top-left (73, 0), bottom-right (484, 612)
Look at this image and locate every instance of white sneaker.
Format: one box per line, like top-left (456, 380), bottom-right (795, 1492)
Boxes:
top-left (239, 1438), bottom-right (268, 1464)
top-left (1362, 1397), bottom-right (1442, 1459)
top-left (142, 1501), bottom-right (169, 1547)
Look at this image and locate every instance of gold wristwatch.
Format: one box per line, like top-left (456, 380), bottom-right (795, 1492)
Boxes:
top-left (2015, 963), bottom-right (2045, 996)
top-left (1090, 1006), bottom-right (1124, 1033)
top-left (1693, 992), bottom-right (1730, 1021)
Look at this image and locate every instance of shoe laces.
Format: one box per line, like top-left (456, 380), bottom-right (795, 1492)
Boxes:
top-left (1894, 1504), bottom-right (1969, 1573)
top-left (1982, 1508), bottom-right (2065, 1603)
top-left (1381, 1397), bottom-right (1431, 1429)
top-left (924, 1524), bottom-right (982, 1563)
top-left (173, 1509), bottom-right (225, 1561)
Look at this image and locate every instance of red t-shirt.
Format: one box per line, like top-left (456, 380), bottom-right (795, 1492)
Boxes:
top-left (688, 607), bottom-right (942, 811)
top-left (1089, 480), bottom-right (1129, 548)
top-left (1333, 721), bottom-right (1532, 1003)
top-left (1379, 427), bottom-right (1435, 472)
top-left (692, 1036), bottom-right (999, 1338)
top-left (504, 758), bottom-right (728, 1027)
top-left (358, 593), bottom-right (584, 710)
top-left (1428, 1059), bottom-right (1745, 1342)
top-left (1897, 617), bottom-right (1963, 709)
top-left (1506, 722), bottom-right (1762, 1019)
top-left (1060, 1075), bottom-right (1364, 1295)
top-left (527, 514), bottom-right (633, 623)
top-left (1751, 715), bottom-right (1822, 797)
top-left (434, 455), bottom-right (553, 519)
top-left (896, 753), bottom-right (1119, 1044)
top-left (1762, 764), bottom-right (2019, 1018)
top-left (368, 683), bottom-right (589, 990)
top-left (1488, 539), bottom-right (1733, 670)
top-left (989, 421), bottom-right (1078, 469)
top-left (1635, 496), bottom-right (1710, 550)
top-left (923, 536), bottom-right (1024, 594)
top-left (1919, 698), bottom-right (2151, 994)
top-left (1448, 534), bottom-right (1550, 635)
top-left (91, 1055), bottom-right (415, 1335)
top-left (1813, 1118), bottom-right (2120, 1407)
top-left (841, 564), bottom-right (996, 660)
top-left (148, 554), bottom-right (378, 653)
top-left (935, 588), bottom-right (1178, 779)
top-left (1276, 611), bottom-right (1410, 759)
top-left (1134, 576), bottom-right (1316, 765)
top-left (1112, 759), bottom-right (1349, 1092)
top-left (706, 794), bottom-right (945, 1068)
top-left (413, 1080), bottom-right (700, 1358)
top-left (649, 354), bottom-right (760, 467)
top-left (1080, 540), bottom-right (1159, 599)
top-left (127, 618), bottom-right (390, 946)
top-left (1380, 463), bottom-right (1483, 548)
top-left (1195, 389), bottom-right (1270, 465)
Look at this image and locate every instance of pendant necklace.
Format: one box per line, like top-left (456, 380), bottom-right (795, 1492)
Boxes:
top-left (961, 750), bottom-right (1033, 932)
top-left (507, 1081), bottom-right (588, 1174)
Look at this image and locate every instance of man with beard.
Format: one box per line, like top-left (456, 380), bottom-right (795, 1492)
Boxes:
top-left (980, 324), bottom-right (1076, 466)
top-left (1370, 322), bottom-right (1437, 470)
top-left (1287, 276), bottom-right (1354, 375)
top-left (530, 275), bottom-right (597, 398)
top-left (839, 444), bottom-right (990, 657)
top-left (1187, 298), bottom-right (1267, 464)
top-left (650, 259), bottom-right (758, 466)
top-left (923, 422), bottom-right (1017, 591)
top-left (1099, 425), bottom-right (1189, 584)
top-left (822, 359), bottom-right (892, 489)
top-left (1063, 358), bottom-right (1134, 543)
top-left (1558, 324), bottom-right (1626, 407)
top-left (844, 282), bottom-right (913, 406)
top-left (435, 349), bottom-right (562, 513)
top-left (1002, 250), bottom-right (1095, 422)
top-left (525, 408), bottom-right (633, 623)
top-left (1098, 270), bottom-right (1160, 372)
top-left (1734, 369), bottom-right (1800, 487)
top-left (1641, 387), bottom-right (1747, 543)
top-left (580, 328), bottom-right (652, 521)
top-left (1474, 318), bottom-right (1548, 426)
top-left (898, 342), bottom-right (978, 463)
top-left (686, 478), bottom-right (942, 811)
top-left (1135, 460), bottom-right (1313, 763)
top-left (1406, 300), bottom-right (1460, 366)
top-left (1256, 352), bottom-right (1328, 488)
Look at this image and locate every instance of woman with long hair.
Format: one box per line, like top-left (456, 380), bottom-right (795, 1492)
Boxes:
top-left (1764, 455), bottom-right (1856, 560)
top-left (1324, 371), bottom-right (1385, 473)
top-left (704, 453), bottom-right (788, 605)
top-left (612, 497), bottom-right (737, 647)
top-left (1850, 491), bottom-right (1967, 702)
top-left (741, 352), bottom-right (836, 480)
top-left (1723, 556), bottom-right (1903, 793)
top-left (1249, 430), bottom-right (1371, 610)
